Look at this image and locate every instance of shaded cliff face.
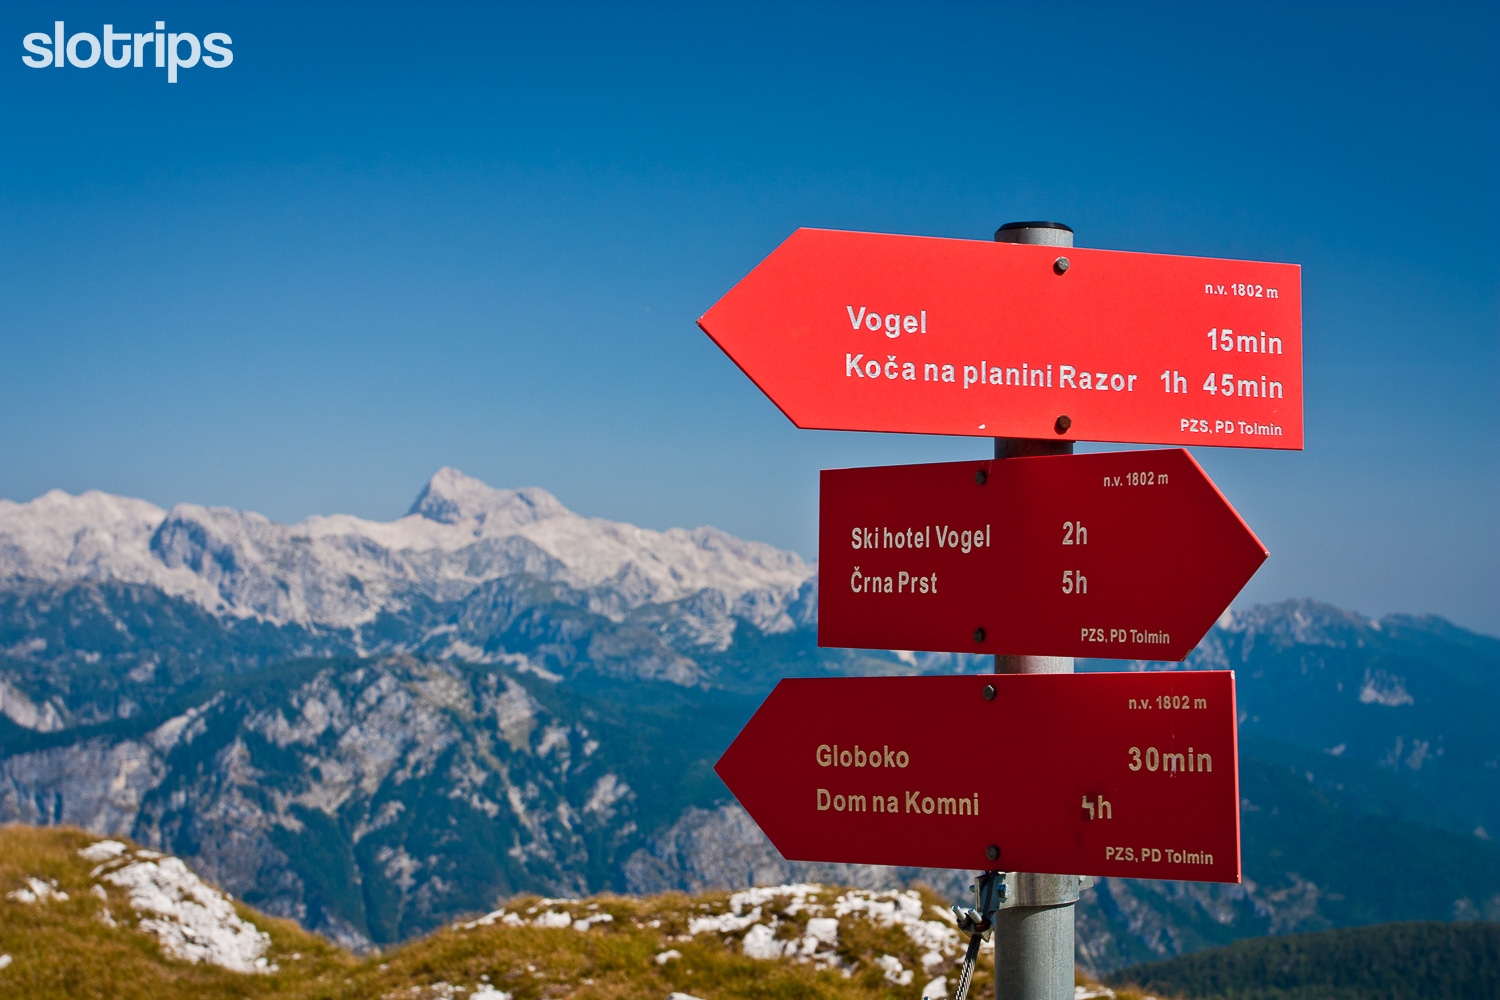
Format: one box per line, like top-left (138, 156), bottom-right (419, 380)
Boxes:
top-left (1, 472), bottom-right (1497, 969)
top-left (0, 651), bottom-right (757, 951)
top-left (2, 656), bottom-right (627, 948)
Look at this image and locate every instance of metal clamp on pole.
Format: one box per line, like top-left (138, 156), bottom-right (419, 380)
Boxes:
top-left (994, 873), bottom-right (1094, 909)
top-left (935, 871), bottom-right (1007, 1000)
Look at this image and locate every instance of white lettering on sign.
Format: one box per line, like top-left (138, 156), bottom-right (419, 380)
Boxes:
top-left (845, 524), bottom-right (992, 598)
top-left (815, 788), bottom-right (979, 817)
top-left (1102, 470), bottom-right (1170, 487)
top-left (845, 354), bottom-right (919, 380)
top-left (1105, 845), bottom-right (1215, 865)
top-left (1078, 627), bottom-right (1171, 645)
top-left (1127, 694), bottom-right (1206, 710)
top-left (837, 342), bottom-right (1292, 435)
top-left (847, 307), bottom-right (926, 338)
top-left (1127, 746), bottom-right (1213, 773)
top-left (1201, 372), bottom-right (1284, 398)
top-left (1205, 328), bottom-right (1284, 353)
top-left (849, 525), bottom-right (991, 553)
top-left (1058, 367), bottom-right (1138, 392)
top-left (812, 744), bottom-right (979, 819)
top-left (1204, 283), bottom-right (1281, 299)
top-left (838, 356), bottom-right (1166, 402)
top-left (1178, 418), bottom-right (1285, 438)
top-left (851, 526), bottom-right (929, 550)
top-left (848, 567), bottom-right (936, 594)
top-left (935, 524), bottom-right (988, 552)
top-left (816, 744), bottom-right (909, 768)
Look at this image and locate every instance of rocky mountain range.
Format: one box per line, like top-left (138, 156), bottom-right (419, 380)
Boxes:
top-left (1, 469), bottom-right (1496, 971)
top-left (0, 466), bottom-right (812, 643)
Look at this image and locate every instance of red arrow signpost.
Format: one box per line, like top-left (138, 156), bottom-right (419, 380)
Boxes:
top-left (699, 228), bottom-right (1303, 450)
top-left (819, 448), bottom-right (1266, 660)
top-left (715, 672), bottom-right (1241, 882)
top-left (701, 221), bottom-right (1292, 1000)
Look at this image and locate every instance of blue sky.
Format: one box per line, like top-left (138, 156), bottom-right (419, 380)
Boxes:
top-left (2, 2), bottom-right (1496, 633)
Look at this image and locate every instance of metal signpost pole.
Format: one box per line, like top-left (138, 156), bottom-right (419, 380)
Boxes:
top-left (990, 221), bottom-right (1080, 1000)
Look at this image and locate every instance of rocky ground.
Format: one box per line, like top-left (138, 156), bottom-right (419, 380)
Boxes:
top-left (0, 824), bottom-right (1159, 1000)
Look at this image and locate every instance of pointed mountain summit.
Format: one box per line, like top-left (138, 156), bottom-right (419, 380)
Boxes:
top-left (408, 467), bottom-right (569, 531)
top-left (0, 471), bottom-right (813, 631)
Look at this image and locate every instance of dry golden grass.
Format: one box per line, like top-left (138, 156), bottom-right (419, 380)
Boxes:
top-left (345, 887), bottom-right (984, 1000)
top-left (0, 825), bottom-right (1177, 1000)
top-left (0, 824), bottom-right (351, 999)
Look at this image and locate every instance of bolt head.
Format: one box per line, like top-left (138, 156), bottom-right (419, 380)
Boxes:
top-left (986, 845), bottom-right (1000, 861)
top-left (974, 468), bottom-right (987, 485)
top-left (1054, 256), bottom-right (1070, 274)
top-left (973, 627), bottom-right (986, 643)
top-left (982, 684), bottom-right (996, 701)
top-left (1055, 414), bottom-right (1072, 434)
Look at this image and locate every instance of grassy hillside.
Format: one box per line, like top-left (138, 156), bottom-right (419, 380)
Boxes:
top-left (0, 825), bottom-right (345, 998)
top-left (0, 824), bottom-right (1151, 1000)
top-left (1108, 920), bottom-right (1500, 1000)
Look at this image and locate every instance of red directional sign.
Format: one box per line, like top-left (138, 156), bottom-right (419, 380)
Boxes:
top-left (716, 671), bottom-right (1241, 882)
top-left (818, 449), bottom-right (1266, 660)
top-left (699, 228), bottom-right (1302, 449)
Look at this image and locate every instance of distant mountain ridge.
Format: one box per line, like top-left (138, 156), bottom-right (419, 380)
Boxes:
top-left (0, 468), bottom-right (814, 637)
top-left (1177, 599), bottom-right (1500, 838)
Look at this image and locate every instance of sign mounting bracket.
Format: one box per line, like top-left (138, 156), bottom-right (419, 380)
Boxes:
top-left (946, 870), bottom-right (1007, 1000)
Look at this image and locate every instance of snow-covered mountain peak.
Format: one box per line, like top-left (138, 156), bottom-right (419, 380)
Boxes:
top-left (1213, 598), bottom-right (1380, 647)
top-left (408, 467), bottom-right (569, 533)
top-left (0, 489), bottom-right (168, 584)
top-left (0, 488), bottom-right (165, 536)
top-left (0, 473), bottom-right (814, 635)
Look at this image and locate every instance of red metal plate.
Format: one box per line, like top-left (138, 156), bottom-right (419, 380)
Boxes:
top-left (699, 228), bottom-right (1303, 449)
top-left (818, 449), bottom-right (1266, 661)
top-left (716, 672), bottom-right (1242, 882)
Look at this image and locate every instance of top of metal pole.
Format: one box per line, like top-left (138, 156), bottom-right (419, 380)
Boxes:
top-left (994, 222), bottom-right (1074, 247)
top-left (992, 221), bottom-right (1076, 463)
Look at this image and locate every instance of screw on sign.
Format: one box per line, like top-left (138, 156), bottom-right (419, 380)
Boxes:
top-left (819, 448), bottom-right (1267, 660)
top-left (714, 672), bottom-right (1241, 881)
top-left (697, 228), bottom-right (1303, 450)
